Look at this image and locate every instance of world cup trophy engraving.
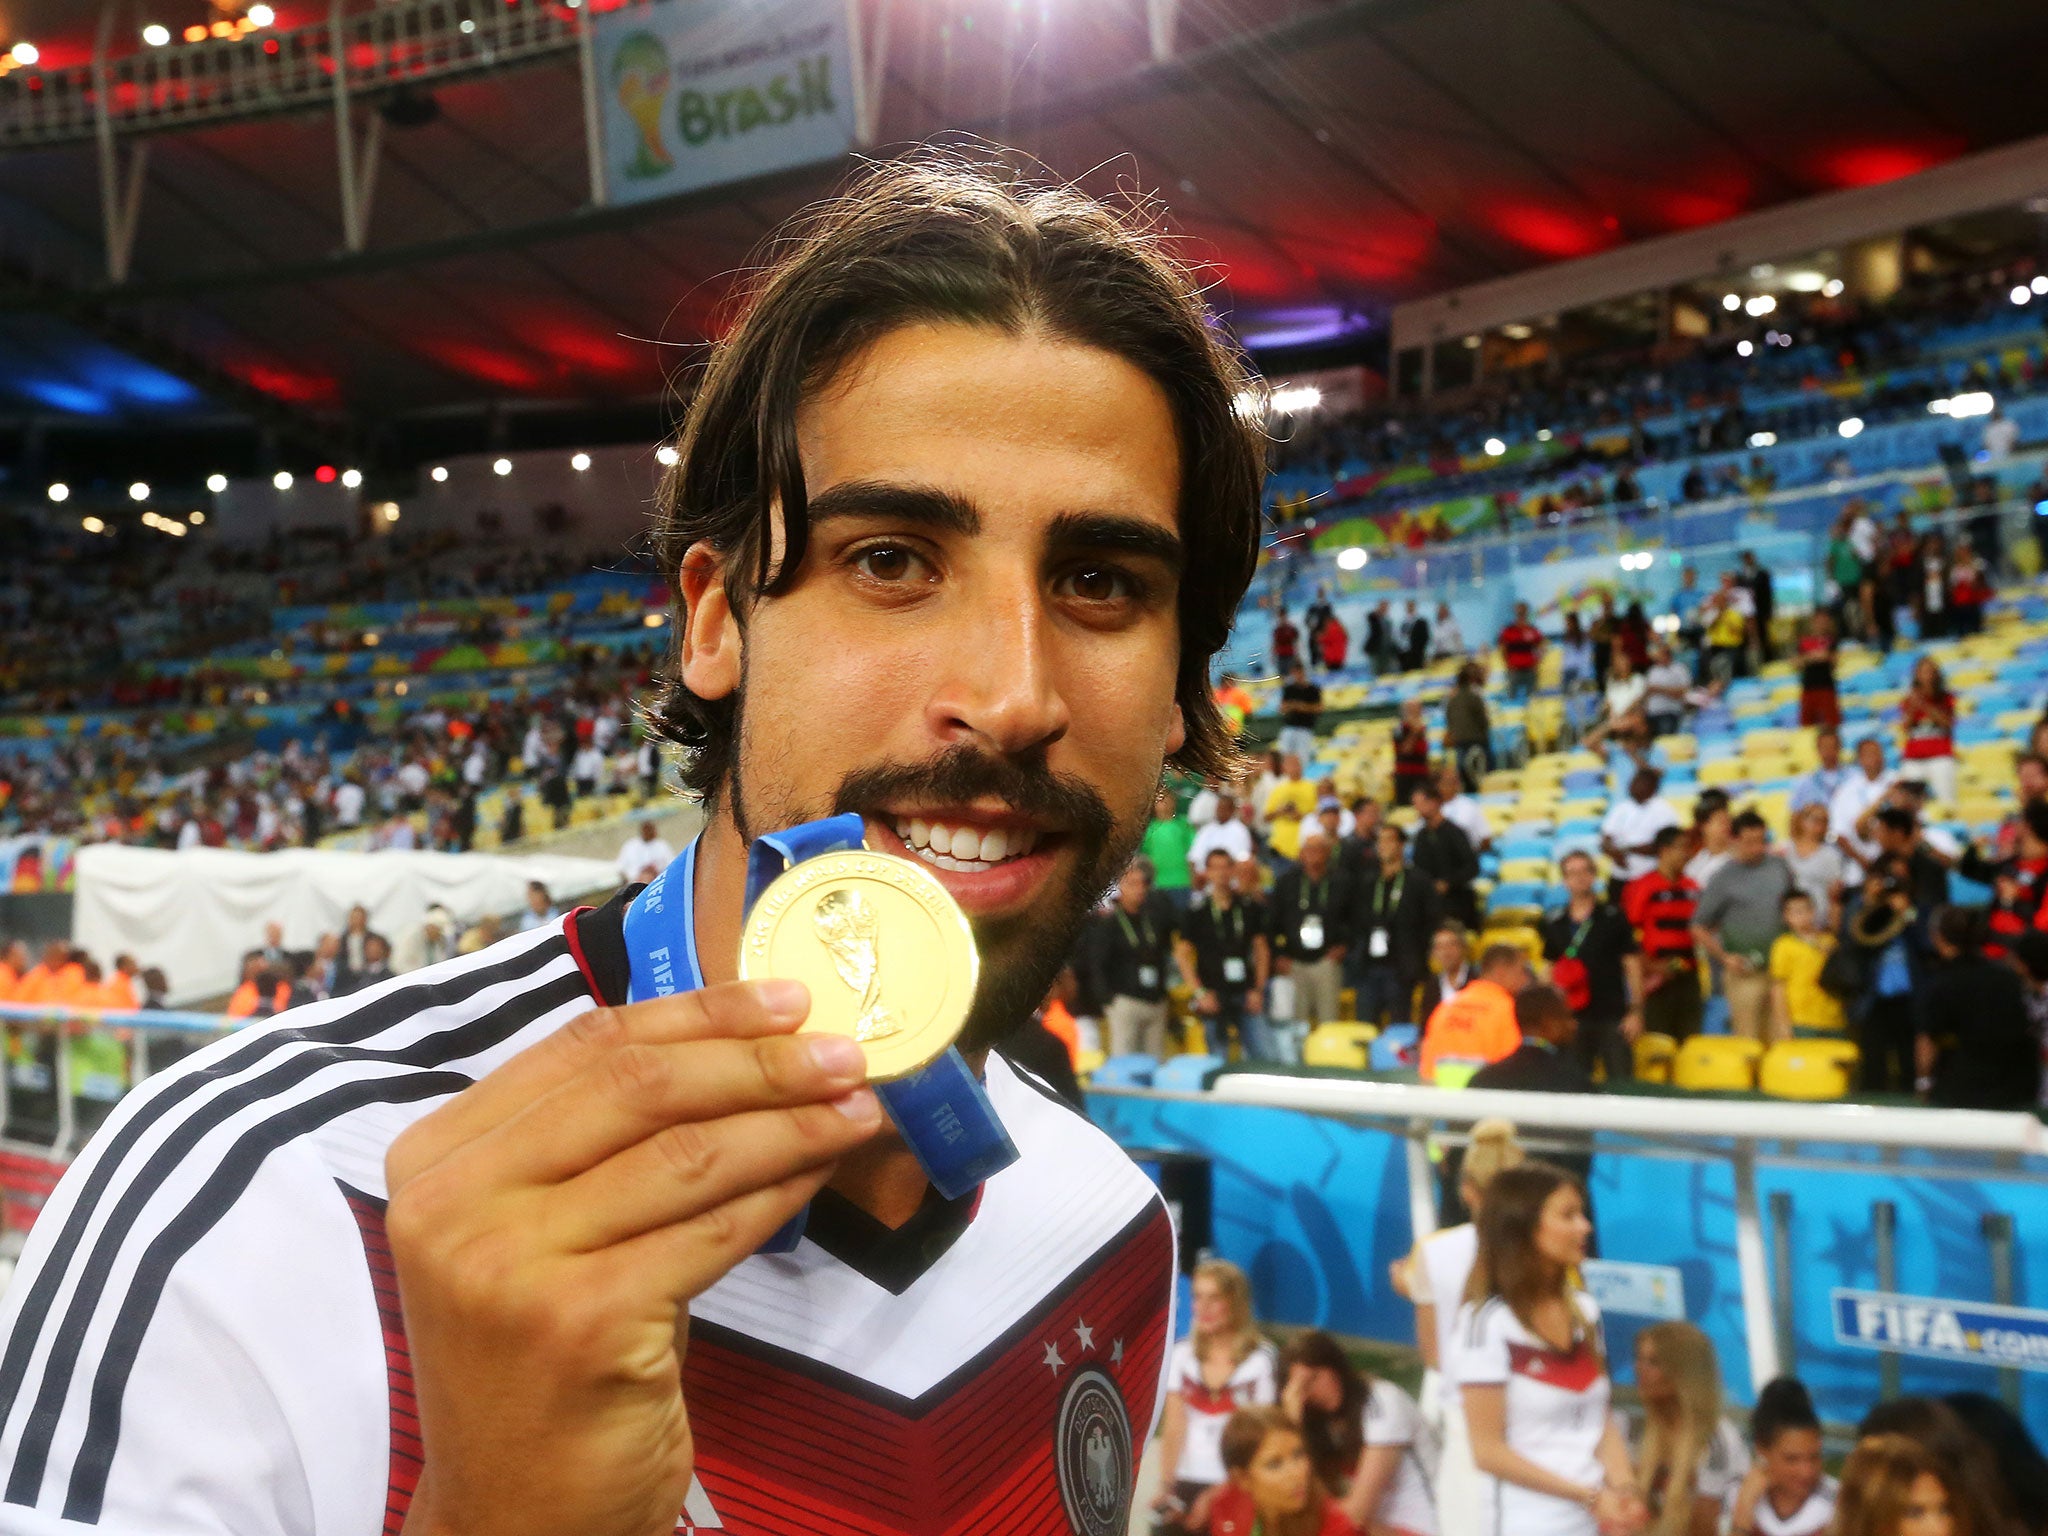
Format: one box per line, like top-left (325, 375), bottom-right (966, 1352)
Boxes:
top-left (812, 888), bottom-right (904, 1043)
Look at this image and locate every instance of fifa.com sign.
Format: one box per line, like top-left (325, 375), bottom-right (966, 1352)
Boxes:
top-left (1833, 1289), bottom-right (2048, 1372)
top-left (596, 0), bottom-right (857, 206)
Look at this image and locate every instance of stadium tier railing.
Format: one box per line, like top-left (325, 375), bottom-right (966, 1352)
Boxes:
top-left (1090, 1074), bottom-right (2048, 1404)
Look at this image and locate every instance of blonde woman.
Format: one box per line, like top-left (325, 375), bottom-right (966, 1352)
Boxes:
top-left (1152, 1259), bottom-right (1279, 1533)
top-left (1393, 1119), bottom-right (1524, 1535)
top-left (1450, 1162), bottom-right (1645, 1536)
top-left (1630, 1321), bottom-right (1749, 1536)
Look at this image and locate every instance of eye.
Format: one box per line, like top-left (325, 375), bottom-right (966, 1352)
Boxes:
top-left (851, 544), bottom-right (926, 583)
top-left (1057, 565), bottom-right (1139, 603)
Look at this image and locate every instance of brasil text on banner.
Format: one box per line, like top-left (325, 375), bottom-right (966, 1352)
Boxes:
top-left (1832, 1288), bottom-right (2048, 1373)
top-left (596, 0), bottom-right (856, 207)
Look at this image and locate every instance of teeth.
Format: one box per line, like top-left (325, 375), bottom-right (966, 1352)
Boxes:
top-left (952, 826), bottom-right (982, 861)
top-left (979, 827), bottom-right (1007, 861)
top-left (909, 817), bottom-right (928, 849)
top-left (928, 823), bottom-right (953, 856)
top-left (890, 817), bottom-right (1042, 868)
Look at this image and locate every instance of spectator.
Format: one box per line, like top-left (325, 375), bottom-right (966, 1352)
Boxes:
top-left (1914, 531), bottom-right (1952, 641)
top-left (1431, 603), bottom-right (1466, 662)
top-left (1919, 905), bottom-right (2043, 1108)
top-left (1727, 1378), bottom-right (1835, 1536)
top-left (1542, 849), bottom-right (1642, 1080)
top-left (1207, 1408), bottom-right (1353, 1536)
top-left (615, 820), bottom-right (675, 886)
top-left (1395, 600), bottom-right (1427, 673)
top-left (1948, 546), bottom-right (1992, 637)
top-left (1271, 833), bottom-right (1350, 1029)
top-left (395, 905), bottom-right (458, 974)
top-left (1831, 1435), bottom-right (1962, 1536)
top-left (1133, 791), bottom-right (1194, 897)
top-left (1411, 780), bottom-right (1480, 929)
top-left (1693, 810), bottom-right (1793, 1040)
top-left (1701, 574), bottom-right (1753, 685)
top-left (1587, 649), bottom-right (1650, 752)
top-left (1444, 661), bottom-right (1494, 790)
top-left (1316, 609), bottom-right (1350, 673)
top-left (343, 932), bottom-right (395, 993)
top-left (1271, 610), bottom-right (1301, 676)
top-left (1265, 754), bottom-right (1321, 865)
top-left (225, 952), bottom-right (291, 1019)
top-left (257, 921), bottom-right (288, 968)
top-left (1419, 942), bottom-right (1527, 1085)
top-left (1643, 642), bottom-right (1691, 738)
top-left (456, 913), bottom-right (501, 957)
top-left (1415, 921), bottom-right (1473, 1021)
top-left (1789, 726), bottom-right (1848, 815)
top-left (1276, 1333), bottom-right (1435, 1536)
top-left (1900, 658), bottom-right (1958, 808)
top-left (1451, 1162), bottom-right (1643, 1536)
top-left (1840, 856), bottom-right (1931, 1093)
top-left (1272, 1333), bottom-right (1369, 1495)
top-left (1602, 768), bottom-right (1682, 892)
top-left (1769, 890), bottom-right (1847, 1038)
top-left (1278, 661), bottom-right (1324, 764)
top-left (1684, 796), bottom-right (1734, 889)
top-left (1190, 793), bottom-right (1256, 877)
top-left (1498, 602), bottom-right (1544, 702)
top-left (1631, 1321), bottom-right (1749, 1536)
top-left (1781, 804), bottom-right (1847, 928)
top-left (1941, 1393), bottom-right (2048, 1536)
top-left (518, 881), bottom-right (557, 933)
top-left (1365, 603), bottom-right (1394, 676)
top-left (1151, 1259), bottom-right (1279, 1533)
top-left (1796, 612), bottom-right (1840, 728)
top-left (1435, 761), bottom-right (1493, 856)
top-left (338, 904), bottom-right (380, 976)
top-left (1176, 848), bottom-right (1274, 1061)
top-left (1349, 824), bottom-right (1435, 1027)
top-left (1831, 738), bottom-right (1895, 871)
top-left (1090, 860), bottom-right (1175, 1058)
top-left (1559, 612), bottom-right (1596, 696)
top-left (1391, 702), bottom-right (1432, 811)
top-left (1625, 826), bottom-right (1704, 1041)
top-left (0, 940), bottom-right (24, 998)
top-left (1857, 1396), bottom-right (2022, 1536)
top-left (1738, 550), bottom-right (1776, 662)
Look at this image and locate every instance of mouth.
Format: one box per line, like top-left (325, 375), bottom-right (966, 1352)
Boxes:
top-left (861, 807), bottom-right (1064, 915)
top-left (888, 810), bottom-right (1046, 873)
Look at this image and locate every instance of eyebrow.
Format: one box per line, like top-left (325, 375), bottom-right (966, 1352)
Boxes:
top-left (804, 483), bottom-right (1185, 575)
top-left (1045, 511), bottom-right (1185, 575)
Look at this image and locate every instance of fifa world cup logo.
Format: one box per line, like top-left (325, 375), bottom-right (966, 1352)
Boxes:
top-left (812, 889), bottom-right (903, 1043)
top-left (611, 31), bottom-right (674, 178)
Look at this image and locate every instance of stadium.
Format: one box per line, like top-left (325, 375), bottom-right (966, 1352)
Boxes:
top-left (4, 0), bottom-right (2048, 1532)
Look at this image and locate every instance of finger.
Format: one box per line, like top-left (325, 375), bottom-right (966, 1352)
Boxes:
top-left (476, 1028), bottom-right (871, 1188)
top-left (597, 1160), bottom-right (844, 1304)
top-left (547, 1091), bottom-right (883, 1252)
top-left (388, 979), bottom-right (809, 1187)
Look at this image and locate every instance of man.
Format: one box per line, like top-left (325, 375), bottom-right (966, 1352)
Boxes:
top-left (1188, 790), bottom-right (1255, 877)
top-left (10, 941), bottom-right (82, 1006)
top-left (1400, 599), bottom-right (1430, 673)
top-left (1829, 736), bottom-right (1894, 871)
top-left (1692, 810), bottom-right (1794, 1040)
top-left (1869, 804), bottom-right (1951, 925)
top-left (1497, 601), bottom-right (1543, 701)
top-left (517, 880), bottom-right (558, 933)
top-left (1414, 921), bottom-right (1473, 1022)
top-left (1269, 831), bottom-right (1350, 1028)
top-left (257, 920), bottom-right (289, 969)
top-left (1738, 549), bottom-right (1775, 661)
top-left (1641, 640), bottom-right (1690, 738)
top-left (337, 902), bottom-right (381, 976)
top-left (1316, 607), bottom-right (1349, 673)
top-left (1270, 610), bottom-right (1300, 677)
top-left (1089, 860), bottom-right (1176, 1057)
top-left (395, 904), bottom-right (458, 975)
top-left (1263, 752), bottom-right (1320, 864)
top-left (1349, 824), bottom-right (1435, 1027)
top-left (1790, 725), bottom-right (1849, 813)
top-left (1140, 788), bottom-right (1197, 895)
top-left (1993, 753), bottom-right (2048, 858)
top-left (1364, 600), bottom-right (1393, 675)
top-left (1434, 759), bottom-right (1492, 857)
top-left (0, 159), bottom-right (1259, 1532)
top-left (1410, 779), bottom-right (1480, 929)
top-left (1600, 766), bottom-right (1680, 892)
top-left (334, 931), bottom-right (396, 995)
top-left (1443, 660), bottom-right (1492, 789)
top-left (615, 819), bottom-right (676, 885)
top-left (1174, 848), bottom-right (1273, 1060)
top-left (1419, 942), bottom-right (1528, 1085)
top-left (1624, 825), bottom-right (1704, 1040)
top-left (1542, 849), bottom-right (1642, 1081)
top-left (1467, 986), bottom-right (1597, 1193)
top-left (1277, 660), bottom-right (1323, 764)
top-left (1701, 570), bottom-right (1754, 683)
top-left (1305, 586), bottom-right (1335, 645)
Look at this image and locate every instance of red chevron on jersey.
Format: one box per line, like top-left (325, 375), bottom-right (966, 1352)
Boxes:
top-left (685, 1203), bottom-right (1174, 1536)
top-left (1506, 1337), bottom-right (1602, 1394)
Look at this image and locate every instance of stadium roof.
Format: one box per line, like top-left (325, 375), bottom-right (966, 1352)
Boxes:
top-left (3, 0), bottom-right (2048, 446)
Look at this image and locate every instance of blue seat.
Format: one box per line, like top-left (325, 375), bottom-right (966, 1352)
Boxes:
top-left (1487, 881), bottom-right (1545, 913)
top-left (1154, 1054), bottom-right (1225, 1091)
top-left (1499, 837), bottom-right (1553, 862)
top-left (1372, 1025), bottom-right (1420, 1072)
top-left (1556, 818), bottom-right (1602, 838)
top-left (1092, 1055), bottom-right (1158, 1088)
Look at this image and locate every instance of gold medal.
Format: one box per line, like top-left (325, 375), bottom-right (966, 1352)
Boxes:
top-left (737, 849), bottom-right (979, 1082)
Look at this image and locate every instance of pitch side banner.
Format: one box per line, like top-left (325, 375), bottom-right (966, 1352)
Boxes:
top-left (596, 0), bottom-right (855, 206)
top-left (1832, 1288), bottom-right (2048, 1373)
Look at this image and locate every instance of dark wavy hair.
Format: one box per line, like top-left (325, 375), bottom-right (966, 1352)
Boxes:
top-left (645, 150), bottom-right (1267, 801)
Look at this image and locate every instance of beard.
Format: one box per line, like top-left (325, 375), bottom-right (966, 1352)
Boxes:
top-left (730, 692), bottom-right (1148, 1053)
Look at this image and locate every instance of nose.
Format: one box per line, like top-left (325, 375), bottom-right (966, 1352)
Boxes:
top-left (924, 579), bottom-right (1072, 757)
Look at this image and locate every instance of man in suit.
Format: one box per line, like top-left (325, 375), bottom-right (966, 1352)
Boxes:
top-left (1347, 824), bottom-right (1437, 1026)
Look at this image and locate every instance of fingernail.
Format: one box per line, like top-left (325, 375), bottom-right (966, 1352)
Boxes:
top-left (830, 1087), bottom-right (881, 1123)
top-left (755, 978), bottom-right (809, 1022)
top-left (806, 1033), bottom-right (866, 1079)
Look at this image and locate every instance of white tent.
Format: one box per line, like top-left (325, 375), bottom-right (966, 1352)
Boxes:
top-left (73, 844), bottom-right (620, 1006)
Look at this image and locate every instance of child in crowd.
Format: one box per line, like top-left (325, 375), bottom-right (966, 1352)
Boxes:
top-left (1208, 1407), bottom-right (1355, 1536)
top-left (1727, 1379), bottom-right (1836, 1536)
top-left (1796, 611), bottom-right (1839, 728)
top-left (1769, 890), bottom-right (1847, 1036)
top-left (1152, 1259), bottom-right (1279, 1533)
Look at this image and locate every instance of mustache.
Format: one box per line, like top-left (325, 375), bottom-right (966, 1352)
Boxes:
top-left (830, 746), bottom-right (1114, 844)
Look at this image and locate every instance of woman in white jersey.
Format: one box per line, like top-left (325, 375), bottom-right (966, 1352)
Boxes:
top-left (1630, 1321), bottom-right (1749, 1536)
top-left (1394, 1117), bottom-right (1524, 1533)
top-left (1152, 1258), bottom-right (1280, 1532)
top-left (1726, 1379), bottom-right (1836, 1536)
top-left (1450, 1161), bottom-right (1645, 1536)
top-left (1279, 1330), bottom-right (1437, 1535)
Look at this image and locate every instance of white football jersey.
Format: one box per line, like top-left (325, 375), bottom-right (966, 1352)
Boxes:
top-left (0, 883), bottom-right (1176, 1536)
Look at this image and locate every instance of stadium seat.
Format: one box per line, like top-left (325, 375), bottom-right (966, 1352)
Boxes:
top-left (1758, 1039), bottom-right (1859, 1101)
top-left (1089, 1055), bottom-right (1159, 1088)
top-left (1672, 1036), bottom-right (1766, 1092)
top-left (1371, 1024), bottom-right (1420, 1072)
top-left (1074, 1048), bottom-right (1107, 1078)
top-left (1302, 1023), bottom-right (1379, 1070)
top-left (1479, 924), bottom-right (1544, 966)
top-left (1632, 1032), bottom-right (1679, 1085)
top-left (1154, 1054), bottom-right (1225, 1091)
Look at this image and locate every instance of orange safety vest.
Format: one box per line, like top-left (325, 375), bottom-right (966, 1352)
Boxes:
top-left (1419, 977), bottom-right (1522, 1085)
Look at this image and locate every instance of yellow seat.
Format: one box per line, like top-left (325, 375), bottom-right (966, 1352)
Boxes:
top-left (1633, 1031), bottom-right (1679, 1084)
top-left (1697, 759), bottom-right (1748, 787)
top-left (1075, 1047), bottom-right (1107, 1077)
top-left (1660, 734), bottom-right (1698, 762)
top-left (1302, 1022), bottom-right (1380, 1070)
top-left (1479, 925), bottom-right (1545, 967)
top-left (1497, 858), bottom-right (1553, 885)
top-left (1672, 1035), bottom-right (1766, 1092)
top-left (1482, 770), bottom-right (1523, 795)
top-left (1758, 1038), bottom-right (1859, 1101)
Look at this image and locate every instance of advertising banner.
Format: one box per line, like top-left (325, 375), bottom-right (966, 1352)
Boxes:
top-left (1583, 1259), bottom-right (1689, 1321)
top-left (596, 0), bottom-right (855, 206)
top-left (1833, 1288), bottom-right (2048, 1373)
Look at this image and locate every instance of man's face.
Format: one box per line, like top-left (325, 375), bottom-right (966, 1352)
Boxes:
top-left (682, 322), bottom-right (1188, 1050)
top-left (1561, 855), bottom-right (1594, 897)
top-left (1859, 741), bottom-right (1885, 779)
top-left (1817, 733), bottom-right (1841, 769)
top-left (2021, 760), bottom-right (2048, 802)
top-left (1430, 930), bottom-right (1465, 975)
top-left (1377, 828), bottom-right (1404, 868)
top-left (1736, 824), bottom-right (1768, 863)
top-left (1630, 771), bottom-right (1658, 803)
top-left (1300, 835), bottom-right (1332, 879)
top-left (1204, 851), bottom-right (1233, 896)
top-left (1281, 753), bottom-right (1302, 780)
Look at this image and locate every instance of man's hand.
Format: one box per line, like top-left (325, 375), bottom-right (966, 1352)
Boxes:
top-left (386, 979), bottom-right (882, 1536)
top-left (1620, 1010), bottom-right (1644, 1043)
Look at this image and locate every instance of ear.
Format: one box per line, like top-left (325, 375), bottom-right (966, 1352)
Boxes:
top-left (678, 541), bottom-right (742, 703)
top-left (1164, 699), bottom-right (1186, 759)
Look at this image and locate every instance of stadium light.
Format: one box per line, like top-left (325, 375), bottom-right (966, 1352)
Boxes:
top-left (1744, 294), bottom-right (1776, 317)
top-left (492, 457), bottom-right (513, 476)
top-left (1785, 271), bottom-right (1825, 292)
top-left (1822, 279), bottom-right (1845, 297)
top-left (1231, 390), bottom-right (1264, 422)
top-left (2013, 285), bottom-right (2033, 306)
top-left (571, 452), bottom-right (592, 472)
top-left (341, 468), bottom-right (363, 489)
top-left (46, 482), bottom-right (68, 502)
top-left (430, 465), bottom-right (448, 482)
top-left (1748, 431), bottom-right (1777, 448)
top-left (165, 519), bottom-right (186, 537)
top-left (1483, 437), bottom-right (1507, 456)
top-left (1269, 385), bottom-right (1322, 414)
top-left (2034, 276), bottom-right (2048, 296)
top-left (458, 17), bottom-right (475, 33)
top-left (184, 24), bottom-right (207, 41)
top-left (273, 470), bottom-right (293, 490)
top-left (1838, 417), bottom-right (1865, 438)
top-left (1722, 294), bottom-right (1741, 312)
top-left (1736, 340), bottom-right (1754, 358)
top-left (655, 445), bottom-right (681, 466)
top-left (1947, 391), bottom-right (1995, 418)
top-left (1536, 428), bottom-right (1553, 442)
top-left (643, 613), bottom-right (666, 628)
top-left (382, 503), bottom-right (401, 522)
top-left (141, 24), bottom-right (169, 45)
top-left (1335, 547), bottom-right (1368, 571)
top-left (10, 42), bottom-right (37, 66)
top-left (189, 510), bottom-right (205, 524)
top-left (80, 516), bottom-right (103, 534)
top-left (206, 473), bottom-right (227, 493)
top-left (128, 481), bottom-right (149, 501)
top-left (247, 3), bottom-right (274, 24)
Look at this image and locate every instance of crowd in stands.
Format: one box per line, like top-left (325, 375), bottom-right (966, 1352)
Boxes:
top-left (1150, 1118), bottom-right (2048, 1535)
